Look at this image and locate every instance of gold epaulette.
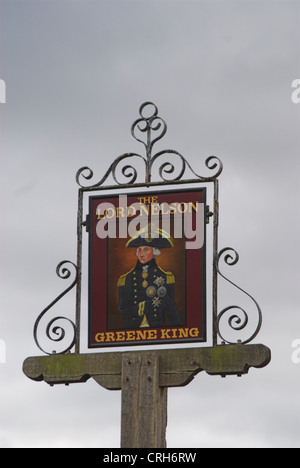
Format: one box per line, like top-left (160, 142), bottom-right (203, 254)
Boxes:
top-left (117, 268), bottom-right (134, 287)
top-left (158, 266), bottom-right (175, 284)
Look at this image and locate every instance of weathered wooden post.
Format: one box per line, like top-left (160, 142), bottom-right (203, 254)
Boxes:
top-left (120, 352), bottom-right (167, 448)
top-left (23, 102), bottom-right (271, 448)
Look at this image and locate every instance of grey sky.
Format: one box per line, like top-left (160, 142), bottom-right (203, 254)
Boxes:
top-left (0, 0), bottom-right (300, 447)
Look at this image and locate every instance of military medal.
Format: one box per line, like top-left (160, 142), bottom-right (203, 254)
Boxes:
top-left (142, 267), bottom-right (149, 288)
top-left (146, 285), bottom-right (156, 298)
top-left (157, 286), bottom-right (167, 298)
top-left (154, 276), bottom-right (165, 286)
top-left (152, 297), bottom-right (161, 308)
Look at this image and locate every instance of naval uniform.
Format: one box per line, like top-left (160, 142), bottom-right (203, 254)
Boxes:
top-left (118, 258), bottom-right (182, 329)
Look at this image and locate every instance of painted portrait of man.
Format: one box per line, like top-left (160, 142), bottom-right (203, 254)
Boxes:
top-left (88, 189), bottom-right (206, 347)
top-left (117, 224), bottom-right (183, 329)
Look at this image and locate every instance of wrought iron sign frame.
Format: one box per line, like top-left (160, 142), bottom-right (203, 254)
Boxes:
top-left (33, 102), bottom-right (262, 356)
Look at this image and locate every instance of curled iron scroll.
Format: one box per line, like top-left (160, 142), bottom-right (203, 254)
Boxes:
top-left (76, 102), bottom-right (223, 189)
top-left (76, 153), bottom-right (147, 188)
top-left (216, 248), bottom-right (262, 345)
top-left (33, 261), bottom-right (78, 355)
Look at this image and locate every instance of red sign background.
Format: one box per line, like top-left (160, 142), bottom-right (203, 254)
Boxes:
top-left (88, 188), bottom-right (206, 348)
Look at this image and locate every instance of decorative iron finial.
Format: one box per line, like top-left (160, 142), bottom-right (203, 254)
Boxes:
top-left (76, 101), bottom-right (223, 188)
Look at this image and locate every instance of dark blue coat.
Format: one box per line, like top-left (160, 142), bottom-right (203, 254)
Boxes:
top-left (118, 258), bottom-right (182, 329)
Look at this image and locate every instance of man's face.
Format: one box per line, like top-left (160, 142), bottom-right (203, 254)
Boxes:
top-left (137, 246), bottom-right (154, 264)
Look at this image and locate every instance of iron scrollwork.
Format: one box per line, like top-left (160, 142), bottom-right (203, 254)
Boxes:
top-left (33, 261), bottom-right (78, 355)
top-left (76, 102), bottom-right (223, 189)
top-left (216, 248), bottom-right (263, 345)
top-left (33, 102), bottom-right (263, 355)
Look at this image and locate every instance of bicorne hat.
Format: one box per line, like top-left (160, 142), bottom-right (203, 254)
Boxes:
top-left (125, 223), bottom-right (174, 249)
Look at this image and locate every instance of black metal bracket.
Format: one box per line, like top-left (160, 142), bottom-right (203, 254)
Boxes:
top-left (32, 102), bottom-right (264, 355)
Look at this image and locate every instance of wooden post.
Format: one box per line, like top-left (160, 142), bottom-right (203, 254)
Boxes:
top-left (120, 352), bottom-right (167, 448)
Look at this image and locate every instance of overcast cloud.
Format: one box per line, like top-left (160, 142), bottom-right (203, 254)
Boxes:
top-left (0, 0), bottom-right (299, 448)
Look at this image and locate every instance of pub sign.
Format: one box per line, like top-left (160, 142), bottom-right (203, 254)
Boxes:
top-left (88, 188), bottom-right (207, 348)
